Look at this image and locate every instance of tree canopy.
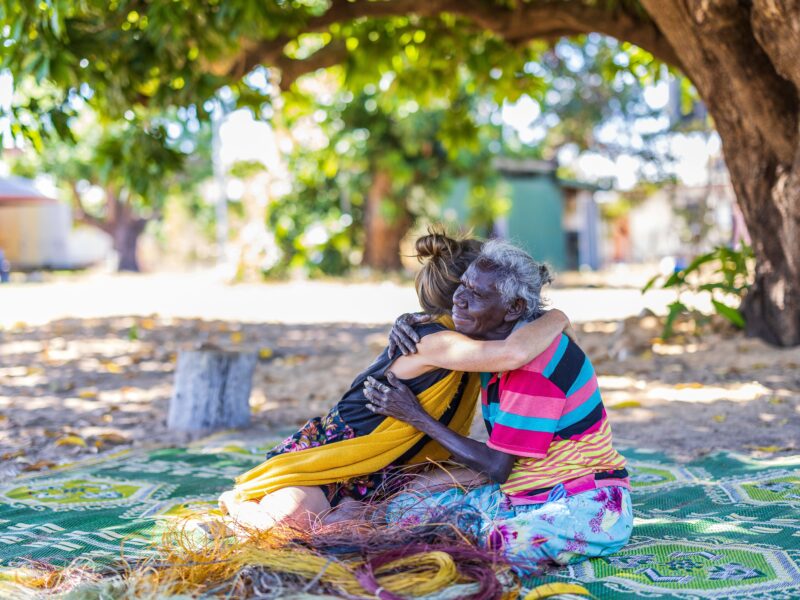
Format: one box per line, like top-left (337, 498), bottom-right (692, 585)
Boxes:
top-left (1, 0), bottom-right (798, 345)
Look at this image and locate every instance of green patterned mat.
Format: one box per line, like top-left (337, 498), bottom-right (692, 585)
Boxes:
top-left (1, 439), bottom-right (799, 599)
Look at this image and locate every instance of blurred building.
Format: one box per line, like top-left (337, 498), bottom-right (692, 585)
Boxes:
top-left (444, 158), bottom-right (605, 271)
top-left (0, 176), bottom-right (71, 270)
top-left (0, 176), bottom-right (109, 271)
top-left (615, 154), bottom-right (739, 264)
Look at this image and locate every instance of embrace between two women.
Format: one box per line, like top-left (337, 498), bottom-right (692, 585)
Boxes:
top-left (218, 230), bottom-right (633, 574)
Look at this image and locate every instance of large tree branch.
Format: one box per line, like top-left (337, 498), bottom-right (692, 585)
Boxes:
top-left (275, 40), bottom-right (349, 90)
top-left (639, 0), bottom-right (797, 166)
top-left (69, 182), bottom-right (112, 234)
top-left (214, 0), bottom-right (682, 83)
top-left (750, 0), bottom-right (800, 92)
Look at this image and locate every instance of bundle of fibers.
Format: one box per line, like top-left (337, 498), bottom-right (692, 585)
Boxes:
top-left (7, 518), bottom-right (588, 600)
top-left (88, 515), bottom-right (513, 599)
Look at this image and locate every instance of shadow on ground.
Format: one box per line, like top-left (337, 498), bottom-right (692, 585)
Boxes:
top-left (1, 315), bottom-right (798, 481)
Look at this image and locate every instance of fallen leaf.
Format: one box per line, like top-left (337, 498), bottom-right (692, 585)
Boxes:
top-left (258, 347), bottom-right (273, 359)
top-left (230, 332), bottom-right (244, 344)
top-left (283, 354), bottom-right (309, 366)
top-left (608, 400), bottom-right (642, 410)
top-left (101, 361), bottom-right (124, 374)
top-left (97, 432), bottom-right (129, 445)
top-left (78, 390), bottom-right (98, 399)
top-left (140, 318), bottom-right (156, 330)
top-left (101, 414), bottom-right (113, 423)
top-left (746, 445), bottom-right (783, 453)
top-left (1, 450), bottom-right (24, 460)
top-left (523, 582), bottom-right (592, 599)
top-left (675, 382), bottom-right (704, 389)
top-left (23, 460), bottom-right (56, 472)
top-left (768, 396), bottom-right (785, 405)
top-left (55, 435), bottom-right (87, 448)
top-left (712, 414), bottom-right (727, 423)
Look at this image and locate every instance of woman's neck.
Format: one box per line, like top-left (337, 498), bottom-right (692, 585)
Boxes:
top-left (480, 320), bottom-right (518, 341)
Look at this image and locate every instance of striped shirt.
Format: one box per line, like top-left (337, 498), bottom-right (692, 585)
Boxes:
top-left (481, 333), bottom-right (629, 505)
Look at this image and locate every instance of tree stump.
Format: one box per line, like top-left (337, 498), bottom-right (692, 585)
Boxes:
top-left (168, 349), bottom-right (256, 433)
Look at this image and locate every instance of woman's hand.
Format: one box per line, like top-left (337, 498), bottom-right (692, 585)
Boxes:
top-left (564, 321), bottom-right (580, 345)
top-left (367, 375), bottom-right (515, 484)
top-left (364, 372), bottom-right (431, 430)
top-left (545, 309), bottom-right (579, 344)
top-left (388, 312), bottom-right (433, 357)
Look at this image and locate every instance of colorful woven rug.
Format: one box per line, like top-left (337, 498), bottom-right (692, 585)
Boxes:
top-left (0, 439), bottom-right (798, 599)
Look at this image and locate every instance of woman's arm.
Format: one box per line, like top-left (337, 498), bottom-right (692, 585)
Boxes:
top-left (365, 373), bottom-right (515, 483)
top-left (398, 309), bottom-right (569, 374)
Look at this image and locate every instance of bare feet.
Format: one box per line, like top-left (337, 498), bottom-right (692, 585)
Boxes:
top-left (322, 497), bottom-right (367, 525)
top-left (218, 489), bottom-right (239, 515)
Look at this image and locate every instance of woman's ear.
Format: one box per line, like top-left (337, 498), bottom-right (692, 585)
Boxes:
top-left (504, 298), bottom-right (526, 322)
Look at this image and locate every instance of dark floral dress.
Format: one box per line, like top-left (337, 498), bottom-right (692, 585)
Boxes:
top-left (263, 321), bottom-right (464, 507)
top-left (264, 406), bottom-right (401, 506)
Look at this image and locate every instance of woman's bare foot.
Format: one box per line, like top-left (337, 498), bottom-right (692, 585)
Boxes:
top-left (218, 489), bottom-right (239, 515)
top-left (217, 486), bottom-right (331, 533)
top-left (322, 497), bottom-right (367, 525)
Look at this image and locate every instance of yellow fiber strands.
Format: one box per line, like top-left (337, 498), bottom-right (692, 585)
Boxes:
top-left (131, 524), bottom-right (490, 599)
top-left (234, 319), bottom-right (480, 501)
top-left (523, 582), bottom-right (593, 598)
top-left (8, 520), bottom-right (589, 599)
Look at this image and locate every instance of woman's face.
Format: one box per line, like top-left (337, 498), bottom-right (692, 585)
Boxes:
top-left (451, 263), bottom-right (521, 339)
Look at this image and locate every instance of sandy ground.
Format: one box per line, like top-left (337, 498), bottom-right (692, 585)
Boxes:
top-left (0, 273), bottom-right (798, 482)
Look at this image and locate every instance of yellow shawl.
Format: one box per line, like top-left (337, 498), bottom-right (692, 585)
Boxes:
top-left (234, 325), bottom-right (480, 501)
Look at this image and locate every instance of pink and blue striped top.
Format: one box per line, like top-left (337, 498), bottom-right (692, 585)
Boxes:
top-left (481, 333), bottom-right (629, 504)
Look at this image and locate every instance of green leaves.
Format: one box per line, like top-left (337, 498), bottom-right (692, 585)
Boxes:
top-left (642, 245), bottom-right (754, 338)
top-left (711, 299), bottom-right (745, 329)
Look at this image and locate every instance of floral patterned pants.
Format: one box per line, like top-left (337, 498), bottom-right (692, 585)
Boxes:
top-left (386, 483), bottom-right (633, 574)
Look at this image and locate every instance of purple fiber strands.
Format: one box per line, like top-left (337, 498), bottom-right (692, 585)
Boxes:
top-left (354, 565), bottom-right (406, 600)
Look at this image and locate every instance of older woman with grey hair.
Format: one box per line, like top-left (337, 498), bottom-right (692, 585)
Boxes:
top-left (366, 239), bottom-right (632, 574)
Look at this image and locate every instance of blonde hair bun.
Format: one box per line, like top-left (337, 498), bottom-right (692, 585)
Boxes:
top-left (414, 225), bottom-right (483, 315)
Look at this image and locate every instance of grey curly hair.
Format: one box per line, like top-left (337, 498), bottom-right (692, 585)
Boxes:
top-left (474, 239), bottom-right (553, 320)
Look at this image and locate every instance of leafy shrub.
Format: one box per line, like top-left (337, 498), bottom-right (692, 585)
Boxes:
top-left (642, 245), bottom-right (754, 338)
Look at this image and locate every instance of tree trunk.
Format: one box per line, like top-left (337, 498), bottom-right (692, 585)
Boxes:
top-left (73, 186), bottom-right (150, 274)
top-left (639, 0), bottom-right (800, 346)
top-left (734, 151), bottom-right (800, 346)
top-left (362, 169), bottom-right (411, 270)
top-left (112, 214), bottom-right (148, 273)
top-left (168, 349), bottom-right (256, 433)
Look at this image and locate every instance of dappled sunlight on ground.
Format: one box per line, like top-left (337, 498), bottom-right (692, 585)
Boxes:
top-left (1, 278), bottom-right (798, 481)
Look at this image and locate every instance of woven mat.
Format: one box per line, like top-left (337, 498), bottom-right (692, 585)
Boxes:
top-left (1, 438), bottom-right (799, 599)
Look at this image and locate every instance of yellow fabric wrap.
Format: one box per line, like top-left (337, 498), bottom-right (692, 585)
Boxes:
top-left (233, 334), bottom-right (480, 501)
